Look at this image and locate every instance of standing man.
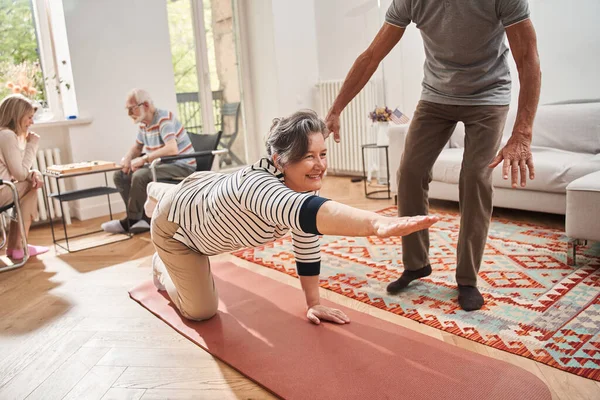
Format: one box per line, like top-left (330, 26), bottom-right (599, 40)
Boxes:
top-left (325, 0), bottom-right (541, 310)
top-left (102, 89), bottom-right (196, 234)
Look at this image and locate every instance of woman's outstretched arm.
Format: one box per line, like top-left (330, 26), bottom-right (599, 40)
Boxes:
top-left (297, 201), bottom-right (438, 325)
top-left (316, 201), bottom-right (439, 238)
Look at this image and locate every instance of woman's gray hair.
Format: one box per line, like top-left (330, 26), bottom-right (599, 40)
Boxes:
top-left (266, 109), bottom-right (326, 168)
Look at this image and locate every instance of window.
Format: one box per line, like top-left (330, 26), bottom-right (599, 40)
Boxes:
top-left (1, 0), bottom-right (78, 120)
top-left (166, 0), bottom-right (246, 167)
top-left (167, 0), bottom-right (222, 133)
top-left (0, 0), bottom-right (46, 104)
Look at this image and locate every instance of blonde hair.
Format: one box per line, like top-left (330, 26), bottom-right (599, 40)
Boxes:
top-left (0, 94), bottom-right (36, 135)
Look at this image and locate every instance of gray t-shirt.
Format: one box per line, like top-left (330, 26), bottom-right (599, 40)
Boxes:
top-left (386, 0), bottom-right (530, 105)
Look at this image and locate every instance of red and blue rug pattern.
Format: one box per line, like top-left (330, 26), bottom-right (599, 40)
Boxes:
top-left (232, 207), bottom-right (600, 380)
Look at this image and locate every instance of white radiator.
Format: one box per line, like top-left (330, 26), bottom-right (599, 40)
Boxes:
top-left (318, 80), bottom-right (376, 175)
top-left (33, 148), bottom-right (71, 225)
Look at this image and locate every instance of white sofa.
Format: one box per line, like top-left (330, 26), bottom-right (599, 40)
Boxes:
top-left (389, 101), bottom-right (600, 214)
top-left (565, 170), bottom-right (600, 264)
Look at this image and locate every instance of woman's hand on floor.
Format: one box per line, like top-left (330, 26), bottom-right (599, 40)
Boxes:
top-left (374, 215), bottom-right (440, 238)
top-left (307, 304), bottom-right (350, 325)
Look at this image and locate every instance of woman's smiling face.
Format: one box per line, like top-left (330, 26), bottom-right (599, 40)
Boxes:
top-left (281, 132), bottom-right (327, 192)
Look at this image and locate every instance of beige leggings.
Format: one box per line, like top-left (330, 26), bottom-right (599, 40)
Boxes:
top-left (150, 184), bottom-right (219, 321)
top-left (0, 181), bottom-right (39, 249)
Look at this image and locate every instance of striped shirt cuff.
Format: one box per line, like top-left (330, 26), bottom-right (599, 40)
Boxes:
top-left (296, 261), bottom-right (320, 276)
top-left (298, 195), bottom-right (330, 235)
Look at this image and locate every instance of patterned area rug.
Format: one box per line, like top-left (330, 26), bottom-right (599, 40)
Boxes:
top-left (232, 207), bottom-right (600, 381)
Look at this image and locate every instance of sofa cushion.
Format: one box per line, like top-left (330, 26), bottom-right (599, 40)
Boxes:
top-left (449, 101), bottom-right (600, 155)
top-left (566, 170), bottom-right (600, 241)
top-left (431, 148), bottom-right (463, 184)
top-left (432, 147), bottom-right (600, 193)
top-left (492, 148), bottom-right (599, 192)
top-left (567, 170), bottom-right (600, 192)
top-left (448, 122), bottom-right (466, 148)
top-left (503, 102), bottom-right (600, 154)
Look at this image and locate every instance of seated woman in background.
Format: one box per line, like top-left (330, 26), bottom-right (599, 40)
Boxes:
top-left (145, 109), bottom-right (438, 325)
top-left (0, 94), bottom-right (48, 260)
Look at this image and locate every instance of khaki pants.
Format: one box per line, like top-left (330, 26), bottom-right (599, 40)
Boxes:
top-left (0, 181), bottom-right (39, 249)
top-left (398, 100), bottom-right (509, 287)
top-left (150, 184), bottom-right (219, 321)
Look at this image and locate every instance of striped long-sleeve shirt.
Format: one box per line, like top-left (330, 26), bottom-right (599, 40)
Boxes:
top-left (166, 158), bottom-right (330, 276)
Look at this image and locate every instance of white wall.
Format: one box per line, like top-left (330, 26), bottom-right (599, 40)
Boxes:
top-left (239, 0), bottom-right (320, 159)
top-left (271, 1), bottom-right (319, 115)
top-left (57, 0), bottom-right (177, 219)
top-left (314, 0), bottom-right (380, 82)
top-left (529, 0), bottom-right (600, 104)
top-left (314, 0), bottom-right (390, 106)
top-left (238, 0), bottom-right (278, 161)
top-left (313, 0), bottom-right (600, 118)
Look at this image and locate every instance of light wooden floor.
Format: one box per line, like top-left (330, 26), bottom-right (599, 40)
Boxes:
top-left (1, 176), bottom-right (598, 400)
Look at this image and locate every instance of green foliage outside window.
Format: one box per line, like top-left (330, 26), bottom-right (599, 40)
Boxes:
top-left (0, 0), bottom-right (46, 102)
top-left (167, 0), bottom-right (220, 94)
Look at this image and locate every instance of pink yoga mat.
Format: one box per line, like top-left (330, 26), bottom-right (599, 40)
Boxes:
top-left (129, 262), bottom-right (551, 400)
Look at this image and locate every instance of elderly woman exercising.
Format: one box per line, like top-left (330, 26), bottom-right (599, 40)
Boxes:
top-left (146, 110), bottom-right (438, 325)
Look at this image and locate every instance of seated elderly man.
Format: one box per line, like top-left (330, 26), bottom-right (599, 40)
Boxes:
top-left (101, 89), bottom-right (196, 234)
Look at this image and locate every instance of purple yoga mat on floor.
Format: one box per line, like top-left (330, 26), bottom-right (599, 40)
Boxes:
top-left (129, 261), bottom-right (551, 400)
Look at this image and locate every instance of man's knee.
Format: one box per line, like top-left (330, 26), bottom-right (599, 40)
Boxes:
top-left (399, 161), bottom-right (430, 187)
top-left (113, 170), bottom-right (128, 188)
top-left (131, 168), bottom-right (152, 189)
top-left (461, 166), bottom-right (493, 184)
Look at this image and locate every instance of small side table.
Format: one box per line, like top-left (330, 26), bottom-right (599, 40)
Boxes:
top-left (42, 165), bottom-right (132, 252)
top-left (361, 143), bottom-right (391, 200)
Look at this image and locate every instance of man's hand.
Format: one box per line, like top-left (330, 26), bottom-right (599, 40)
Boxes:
top-left (489, 133), bottom-right (535, 188)
top-left (373, 215), bottom-right (440, 238)
top-left (130, 156), bottom-right (145, 172)
top-left (307, 304), bottom-right (350, 325)
top-left (121, 157), bottom-right (132, 174)
top-left (324, 111), bottom-right (341, 143)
